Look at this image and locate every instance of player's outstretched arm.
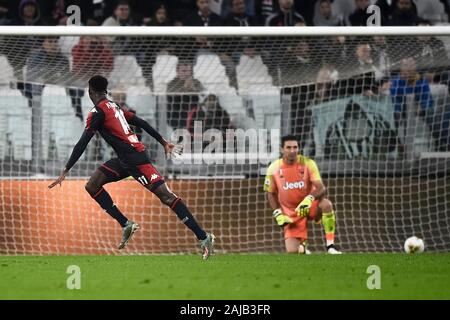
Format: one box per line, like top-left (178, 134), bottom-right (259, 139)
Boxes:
top-left (48, 129), bottom-right (95, 189)
top-left (127, 114), bottom-right (167, 146)
top-left (128, 114), bottom-right (182, 157)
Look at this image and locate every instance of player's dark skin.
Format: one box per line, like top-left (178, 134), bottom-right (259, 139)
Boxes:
top-left (48, 86), bottom-right (180, 207)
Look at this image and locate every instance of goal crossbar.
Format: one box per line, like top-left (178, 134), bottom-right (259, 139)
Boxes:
top-left (2, 26), bottom-right (450, 37)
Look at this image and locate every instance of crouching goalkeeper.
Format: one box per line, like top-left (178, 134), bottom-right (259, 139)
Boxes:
top-left (264, 135), bottom-right (341, 254)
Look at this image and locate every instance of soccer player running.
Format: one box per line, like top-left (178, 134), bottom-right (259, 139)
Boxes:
top-left (48, 75), bottom-right (215, 259)
top-left (264, 135), bottom-right (341, 254)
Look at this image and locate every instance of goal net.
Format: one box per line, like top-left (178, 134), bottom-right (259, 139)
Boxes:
top-left (0, 27), bottom-right (449, 254)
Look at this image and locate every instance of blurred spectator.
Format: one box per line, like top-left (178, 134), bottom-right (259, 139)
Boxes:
top-left (194, 36), bottom-right (216, 56)
top-left (102, 1), bottom-right (141, 65)
top-left (355, 43), bottom-right (384, 80)
top-left (21, 36), bottom-right (69, 106)
top-left (51, 0), bottom-right (68, 25)
top-left (186, 94), bottom-right (234, 149)
top-left (390, 57), bottom-right (434, 152)
top-left (221, 0), bottom-right (256, 18)
top-left (224, 0), bottom-right (260, 26)
top-left (0, 0), bottom-right (14, 25)
top-left (317, 36), bottom-right (351, 72)
top-left (371, 36), bottom-right (391, 79)
top-left (414, 0), bottom-right (448, 25)
top-left (265, 0), bottom-right (305, 26)
top-left (339, 42), bottom-right (383, 97)
top-left (256, 0), bottom-right (279, 22)
top-left (413, 19), bottom-right (449, 75)
top-left (348, 0), bottom-right (371, 26)
top-left (183, 0), bottom-right (222, 26)
top-left (70, 36), bottom-right (113, 120)
top-left (278, 39), bottom-right (321, 85)
top-left (102, 0), bottom-right (135, 26)
top-left (110, 88), bottom-right (143, 142)
top-left (375, 0), bottom-right (397, 25)
top-left (145, 4), bottom-right (171, 26)
top-left (167, 60), bottom-right (205, 129)
top-left (314, 0), bottom-right (343, 26)
top-left (26, 36), bottom-right (69, 86)
top-left (38, 0), bottom-right (111, 26)
top-left (294, 0), bottom-right (317, 26)
top-left (164, 0), bottom-right (197, 26)
top-left (139, 4), bottom-right (172, 88)
top-left (314, 64), bottom-right (340, 103)
top-left (388, 0), bottom-right (421, 26)
top-left (13, 0), bottom-right (45, 25)
top-left (72, 36), bottom-right (113, 83)
top-left (91, 0), bottom-right (112, 25)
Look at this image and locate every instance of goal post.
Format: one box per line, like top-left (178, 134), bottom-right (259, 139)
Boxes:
top-left (0, 26), bottom-right (449, 254)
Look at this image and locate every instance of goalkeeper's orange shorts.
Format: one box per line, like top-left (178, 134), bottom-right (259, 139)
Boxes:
top-left (284, 200), bottom-right (319, 240)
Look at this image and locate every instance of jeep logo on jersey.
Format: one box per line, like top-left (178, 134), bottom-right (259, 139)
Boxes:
top-left (282, 181), bottom-right (305, 190)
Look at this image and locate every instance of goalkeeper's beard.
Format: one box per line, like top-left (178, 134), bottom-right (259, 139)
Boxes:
top-left (284, 153), bottom-right (297, 164)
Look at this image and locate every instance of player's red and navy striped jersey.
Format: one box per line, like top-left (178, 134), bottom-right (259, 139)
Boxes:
top-left (86, 98), bottom-right (145, 157)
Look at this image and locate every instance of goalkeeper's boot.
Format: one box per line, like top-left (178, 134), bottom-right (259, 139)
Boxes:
top-left (200, 233), bottom-right (215, 260)
top-left (299, 242), bottom-right (312, 255)
top-left (327, 244), bottom-right (342, 255)
top-left (118, 220), bottom-right (140, 250)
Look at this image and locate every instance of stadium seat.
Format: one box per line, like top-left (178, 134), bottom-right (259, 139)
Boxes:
top-left (430, 83), bottom-right (448, 109)
top-left (236, 54), bottom-right (276, 94)
top-left (0, 88), bottom-right (31, 160)
top-left (59, 36), bottom-right (79, 72)
top-left (81, 92), bottom-right (93, 121)
top-left (152, 54), bottom-right (178, 93)
top-left (235, 54), bottom-right (281, 129)
top-left (59, 36), bottom-right (79, 57)
top-left (0, 55), bottom-right (16, 86)
top-left (193, 54), bottom-right (231, 93)
top-left (413, 117), bottom-right (433, 154)
top-left (41, 85), bottom-right (84, 160)
top-left (126, 86), bottom-right (156, 120)
top-left (42, 86), bottom-right (73, 115)
top-left (109, 55), bottom-right (146, 88)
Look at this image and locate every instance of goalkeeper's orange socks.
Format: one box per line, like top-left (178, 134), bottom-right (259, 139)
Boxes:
top-left (91, 188), bottom-right (128, 227)
top-left (170, 198), bottom-right (207, 240)
top-left (322, 211), bottom-right (336, 247)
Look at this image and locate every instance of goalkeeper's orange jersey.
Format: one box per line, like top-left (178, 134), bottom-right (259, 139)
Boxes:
top-left (264, 155), bottom-right (321, 218)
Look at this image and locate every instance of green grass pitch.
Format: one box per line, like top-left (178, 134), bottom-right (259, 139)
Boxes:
top-left (0, 253), bottom-right (449, 300)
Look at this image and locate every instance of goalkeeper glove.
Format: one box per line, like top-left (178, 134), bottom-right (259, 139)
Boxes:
top-left (273, 209), bottom-right (293, 227)
top-left (295, 195), bottom-right (315, 218)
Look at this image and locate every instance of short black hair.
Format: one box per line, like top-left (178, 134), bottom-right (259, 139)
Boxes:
top-left (281, 135), bottom-right (298, 147)
top-left (115, 0), bottom-right (129, 9)
top-left (416, 18), bottom-right (431, 26)
top-left (88, 75), bottom-right (108, 93)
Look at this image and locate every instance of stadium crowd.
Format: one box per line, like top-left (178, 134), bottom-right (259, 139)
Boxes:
top-left (1, 0), bottom-right (450, 27)
top-left (0, 0), bottom-right (449, 160)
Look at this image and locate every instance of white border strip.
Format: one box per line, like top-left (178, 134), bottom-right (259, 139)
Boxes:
top-left (1, 26), bottom-right (450, 36)
top-left (419, 152), bottom-right (450, 159)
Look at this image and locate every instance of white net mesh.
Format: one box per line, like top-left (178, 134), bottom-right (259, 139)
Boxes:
top-left (0, 28), bottom-right (449, 254)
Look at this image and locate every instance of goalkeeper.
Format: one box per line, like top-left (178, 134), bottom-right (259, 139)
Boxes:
top-left (264, 135), bottom-right (341, 254)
